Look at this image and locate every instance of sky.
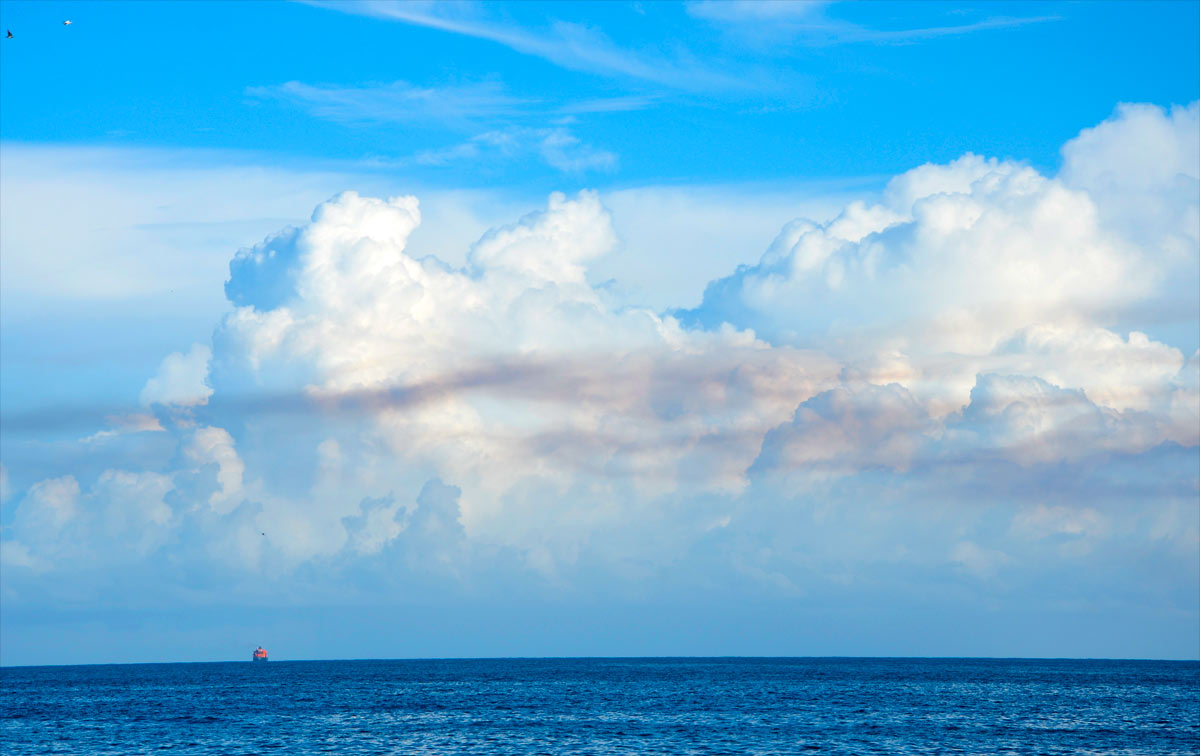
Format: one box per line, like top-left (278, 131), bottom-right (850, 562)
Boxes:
top-left (0, 0), bottom-right (1197, 666)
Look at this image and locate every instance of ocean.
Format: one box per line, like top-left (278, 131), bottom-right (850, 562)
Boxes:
top-left (2, 658), bottom-right (1197, 754)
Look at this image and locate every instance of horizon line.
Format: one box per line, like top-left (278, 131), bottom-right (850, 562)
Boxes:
top-left (5, 654), bottom-right (1198, 669)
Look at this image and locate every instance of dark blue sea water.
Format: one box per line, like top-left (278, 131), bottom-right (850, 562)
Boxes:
top-left (2, 658), bottom-right (1197, 755)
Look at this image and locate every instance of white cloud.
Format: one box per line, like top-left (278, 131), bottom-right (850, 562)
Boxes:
top-left (1061, 102), bottom-right (1199, 198)
top-left (0, 144), bottom-right (363, 306)
top-left (412, 126), bottom-right (617, 174)
top-left (537, 129), bottom-right (617, 173)
top-left (694, 153), bottom-right (1152, 353)
top-left (1, 104), bottom-right (1195, 616)
top-left (596, 181), bottom-right (865, 310)
top-left (81, 413), bottom-right (165, 444)
top-left (752, 381), bottom-right (934, 481)
top-left (91, 470), bottom-right (174, 554)
top-left (467, 190), bottom-right (616, 282)
top-left (248, 79), bottom-right (657, 125)
top-left (140, 344), bottom-right (213, 408)
top-left (950, 540), bottom-right (1010, 579)
top-left (688, 1), bottom-right (830, 23)
top-left (3, 471), bottom-right (173, 571)
top-left (243, 78), bottom-right (637, 177)
top-left (197, 97), bottom-right (1195, 571)
top-left (1060, 102), bottom-right (1200, 338)
top-left (16, 476), bottom-right (80, 542)
top-left (184, 427), bottom-right (244, 514)
top-left (246, 79), bottom-right (531, 127)
top-left (0, 142), bottom-right (853, 315)
top-left (0, 540), bottom-right (37, 571)
top-left (213, 189), bottom-right (838, 556)
top-left (0, 141), bottom-right (872, 471)
top-left (689, 104), bottom-right (1199, 434)
top-left (315, 0), bottom-right (744, 91)
top-left (1169, 351), bottom-right (1200, 445)
top-left (688, 0), bottom-right (1058, 45)
top-left (945, 374), bottom-right (1160, 466)
top-left (1012, 504), bottom-right (1106, 541)
top-left (342, 493), bottom-right (405, 556)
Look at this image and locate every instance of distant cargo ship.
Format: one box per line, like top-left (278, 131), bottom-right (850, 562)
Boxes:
top-left (252, 646), bottom-right (268, 662)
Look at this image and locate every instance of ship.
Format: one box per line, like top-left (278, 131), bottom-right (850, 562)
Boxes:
top-left (252, 646), bottom-right (268, 662)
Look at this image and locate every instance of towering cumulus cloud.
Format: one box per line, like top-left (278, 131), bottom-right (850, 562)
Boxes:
top-left (3, 104), bottom-right (1197, 624)
top-left (210, 189), bottom-right (836, 567)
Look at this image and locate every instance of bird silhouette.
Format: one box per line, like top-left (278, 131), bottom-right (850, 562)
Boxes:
top-left (62, 20), bottom-right (72, 26)
top-left (5, 30), bottom-right (12, 39)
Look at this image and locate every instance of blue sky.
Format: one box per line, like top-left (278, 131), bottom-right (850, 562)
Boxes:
top-left (0, 1), bottom-right (1198, 665)
top-left (2, 1), bottom-right (1197, 184)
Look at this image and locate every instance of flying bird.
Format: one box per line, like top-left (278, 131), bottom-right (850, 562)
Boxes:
top-left (62, 20), bottom-right (71, 26)
top-left (5, 30), bottom-right (12, 39)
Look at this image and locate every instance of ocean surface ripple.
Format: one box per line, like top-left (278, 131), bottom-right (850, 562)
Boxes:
top-left (2, 658), bottom-right (1197, 755)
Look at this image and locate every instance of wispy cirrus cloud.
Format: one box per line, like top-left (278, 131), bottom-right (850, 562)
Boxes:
top-left (357, 126), bottom-right (618, 175)
top-left (247, 79), bottom-right (657, 127)
top-left (558, 95), bottom-right (662, 115)
top-left (687, 0), bottom-right (1060, 45)
top-left (247, 79), bottom-right (625, 174)
top-left (305, 0), bottom-right (748, 92)
top-left (246, 79), bottom-right (534, 129)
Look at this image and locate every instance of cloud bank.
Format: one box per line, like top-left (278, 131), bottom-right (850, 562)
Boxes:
top-left (2, 103), bottom-right (1197, 654)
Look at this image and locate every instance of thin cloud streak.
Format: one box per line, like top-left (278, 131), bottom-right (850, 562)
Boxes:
top-left (4, 349), bottom-right (1186, 441)
top-left (306, 0), bottom-right (749, 92)
top-left (558, 95), bottom-right (662, 115)
top-left (0, 350), bottom-right (835, 432)
top-left (847, 15), bottom-right (1062, 44)
top-left (688, 1), bottom-right (1060, 46)
top-left (245, 79), bottom-right (639, 173)
top-left (410, 126), bottom-right (618, 173)
top-left (246, 80), bottom-right (535, 129)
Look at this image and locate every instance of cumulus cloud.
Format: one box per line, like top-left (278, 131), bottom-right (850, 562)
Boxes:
top-left (1060, 101), bottom-right (1200, 341)
top-left (140, 343), bottom-right (213, 408)
top-left (184, 426), bottom-right (245, 514)
top-left (13, 476), bottom-right (80, 549)
top-left (945, 374), bottom-right (1161, 466)
top-left (3, 471), bottom-right (173, 572)
top-left (1061, 102), bottom-right (1199, 201)
top-left (690, 154), bottom-right (1148, 351)
top-left (1, 103), bottom-right (1195, 627)
top-left (212, 188), bottom-right (836, 557)
top-left (686, 104), bottom-right (1199, 435)
top-left (751, 381), bottom-right (934, 482)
